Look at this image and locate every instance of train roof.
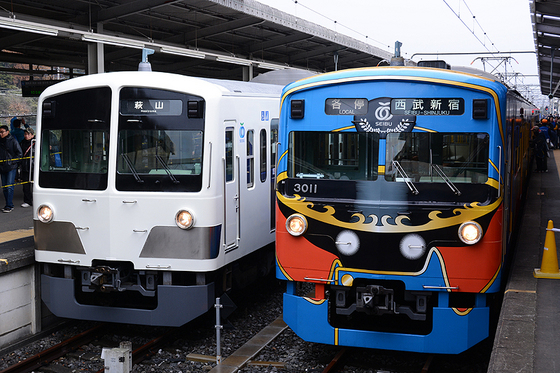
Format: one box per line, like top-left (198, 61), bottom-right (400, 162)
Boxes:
top-left (281, 65), bottom-right (508, 99)
top-left (40, 71), bottom-right (284, 99)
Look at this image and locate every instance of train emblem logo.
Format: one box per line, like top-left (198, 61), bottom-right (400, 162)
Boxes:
top-left (353, 97), bottom-right (415, 135)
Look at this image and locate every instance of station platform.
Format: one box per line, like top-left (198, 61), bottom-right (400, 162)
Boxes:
top-left (488, 151), bottom-right (560, 373)
top-left (0, 184), bottom-right (34, 273)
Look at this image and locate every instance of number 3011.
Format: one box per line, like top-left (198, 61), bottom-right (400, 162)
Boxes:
top-left (293, 183), bottom-right (318, 194)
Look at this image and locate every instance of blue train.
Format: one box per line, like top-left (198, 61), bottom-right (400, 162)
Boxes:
top-left (275, 61), bottom-right (538, 353)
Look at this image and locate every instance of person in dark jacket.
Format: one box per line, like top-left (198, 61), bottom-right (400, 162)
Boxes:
top-left (19, 127), bottom-right (34, 208)
top-left (0, 125), bottom-right (23, 212)
top-left (533, 125), bottom-right (548, 173)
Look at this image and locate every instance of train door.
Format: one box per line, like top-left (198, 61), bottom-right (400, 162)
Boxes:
top-left (270, 119), bottom-right (278, 232)
top-left (224, 124), bottom-right (239, 249)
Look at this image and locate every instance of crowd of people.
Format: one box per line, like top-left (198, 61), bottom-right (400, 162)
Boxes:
top-left (0, 117), bottom-right (35, 213)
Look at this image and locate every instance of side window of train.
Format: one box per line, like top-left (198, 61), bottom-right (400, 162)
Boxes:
top-left (247, 130), bottom-right (254, 188)
top-left (225, 129), bottom-right (234, 182)
top-left (260, 129), bottom-right (267, 183)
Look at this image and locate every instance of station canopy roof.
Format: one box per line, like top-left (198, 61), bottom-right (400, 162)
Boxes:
top-left (533, 0), bottom-right (560, 98)
top-left (0, 0), bottom-right (393, 80)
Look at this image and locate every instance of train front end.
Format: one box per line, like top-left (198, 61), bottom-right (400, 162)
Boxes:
top-left (34, 72), bottom-right (222, 326)
top-left (276, 66), bottom-right (515, 353)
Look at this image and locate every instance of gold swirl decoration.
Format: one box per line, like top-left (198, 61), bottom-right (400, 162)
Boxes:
top-left (277, 192), bottom-right (501, 233)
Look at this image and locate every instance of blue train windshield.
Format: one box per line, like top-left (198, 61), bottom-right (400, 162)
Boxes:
top-left (385, 132), bottom-right (489, 184)
top-left (288, 131), bottom-right (379, 181)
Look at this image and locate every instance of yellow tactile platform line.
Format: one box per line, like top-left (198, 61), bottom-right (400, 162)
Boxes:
top-left (0, 228), bottom-right (33, 244)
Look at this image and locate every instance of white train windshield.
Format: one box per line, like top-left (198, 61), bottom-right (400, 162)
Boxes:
top-left (39, 86), bottom-right (205, 192)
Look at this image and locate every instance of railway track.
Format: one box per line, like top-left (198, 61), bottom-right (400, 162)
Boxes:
top-left (0, 324), bottom-right (107, 373)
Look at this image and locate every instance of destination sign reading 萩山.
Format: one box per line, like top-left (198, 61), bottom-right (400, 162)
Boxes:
top-left (120, 99), bottom-right (183, 116)
top-left (325, 98), bottom-right (369, 115)
top-left (391, 98), bottom-right (465, 116)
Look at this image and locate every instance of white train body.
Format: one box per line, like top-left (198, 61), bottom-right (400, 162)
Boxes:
top-left (34, 72), bottom-right (281, 326)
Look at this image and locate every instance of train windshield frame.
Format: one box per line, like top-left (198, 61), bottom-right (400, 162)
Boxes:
top-left (287, 131), bottom-right (379, 181)
top-left (39, 87), bottom-right (111, 190)
top-left (116, 87), bottom-right (205, 192)
top-left (385, 132), bottom-right (489, 184)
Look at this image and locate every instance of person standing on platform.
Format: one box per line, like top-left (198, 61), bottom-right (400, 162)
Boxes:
top-left (19, 127), bottom-right (34, 208)
top-left (9, 117), bottom-right (27, 143)
top-left (0, 125), bottom-right (23, 212)
top-left (533, 125), bottom-right (548, 173)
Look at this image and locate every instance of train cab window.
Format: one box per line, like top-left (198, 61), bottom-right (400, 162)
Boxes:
top-left (288, 131), bottom-right (379, 181)
top-left (116, 88), bottom-right (205, 192)
top-left (38, 87), bottom-right (111, 190)
top-left (260, 129), bottom-right (267, 183)
top-left (116, 129), bottom-right (203, 191)
top-left (247, 130), bottom-right (254, 188)
top-left (40, 129), bottom-right (108, 174)
top-left (385, 132), bottom-right (489, 184)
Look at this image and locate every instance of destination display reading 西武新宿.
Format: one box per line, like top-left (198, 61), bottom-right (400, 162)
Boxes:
top-left (391, 98), bottom-right (465, 116)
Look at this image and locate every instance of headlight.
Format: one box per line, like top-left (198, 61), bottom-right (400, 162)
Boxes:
top-left (458, 221), bottom-right (483, 245)
top-left (37, 204), bottom-right (54, 223)
top-left (175, 210), bottom-right (194, 229)
top-left (286, 214), bottom-right (307, 236)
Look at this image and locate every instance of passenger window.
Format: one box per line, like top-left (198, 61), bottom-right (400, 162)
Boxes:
top-left (260, 129), bottom-right (267, 182)
top-left (247, 130), bottom-right (254, 188)
top-left (225, 129), bottom-right (234, 182)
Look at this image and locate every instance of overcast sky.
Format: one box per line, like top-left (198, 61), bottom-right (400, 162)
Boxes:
top-left (256, 0), bottom-right (544, 105)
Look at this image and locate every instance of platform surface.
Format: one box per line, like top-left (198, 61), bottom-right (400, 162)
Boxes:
top-left (488, 150), bottom-right (560, 373)
top-left (0, 184), bottom-right (34, 272)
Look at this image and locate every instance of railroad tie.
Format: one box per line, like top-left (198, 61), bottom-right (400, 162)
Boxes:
top-left (207, 315), bottom-right (287, 373)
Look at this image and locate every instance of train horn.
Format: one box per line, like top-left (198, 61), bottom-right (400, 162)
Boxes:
top-left (534, 220), bottom-right (560, 279)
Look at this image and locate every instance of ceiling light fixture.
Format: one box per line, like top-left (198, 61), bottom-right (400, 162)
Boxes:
top-left (257, 61), bottom-right (285, 70)
top-left (0, 16), bottom-right (58, 36)
top-left (216, 55), bottom-right (253, 66)
top-left (160, 46), bottom-right (206, 59)
top-left (81, 32), bottom-right (146, 49)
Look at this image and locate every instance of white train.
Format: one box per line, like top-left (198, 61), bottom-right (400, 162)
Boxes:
top-left (34, 71), bottom-right (281, 326)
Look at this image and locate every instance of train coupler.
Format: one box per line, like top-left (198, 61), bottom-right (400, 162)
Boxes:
top-left (79, 265), bottom-right (156, 296)
top-left (334, 284), bottom-right (428, 321)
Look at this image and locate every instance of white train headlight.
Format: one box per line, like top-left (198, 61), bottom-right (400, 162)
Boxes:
top-left (176, 210), bottom-right (194, 230)
top-left (37, 204), bottom-right (54, 223)
top-left (458, 221), bottom-right (483, 245)
top-left (286, 214), bottom-right (307, 236)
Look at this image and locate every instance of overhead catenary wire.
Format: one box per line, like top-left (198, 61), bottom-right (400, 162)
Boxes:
top-left (443, 0), bottom-right (499, 55)
top-left (290, 0), bottom-right (391, 49)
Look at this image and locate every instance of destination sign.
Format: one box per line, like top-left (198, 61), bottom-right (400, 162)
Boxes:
top-left (325, 98), bottom-right (368, 115)
top-left (391, 98), bottom-right (464, 116)
top-left (120, 99), bottom-right (183, 116)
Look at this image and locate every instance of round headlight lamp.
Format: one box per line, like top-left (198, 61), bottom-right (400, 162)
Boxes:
top-left (176, 210), bottom-right (194, 230)
top-left (286, 214), bottom-right (308, 236)
top-left (458, 221), bottom-right (483, 245)
top-left (37, 204), bottom-right (54, 223)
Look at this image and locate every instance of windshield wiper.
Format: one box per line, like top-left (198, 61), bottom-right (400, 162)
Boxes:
top-left (431, 164), bottom-right (461, 195)
top-left (392, 160), bottom-right (419, 195)
top-left (155, 155), bottom-right (180, 184)
top-left (121, 154), bottom-right (144, 183)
